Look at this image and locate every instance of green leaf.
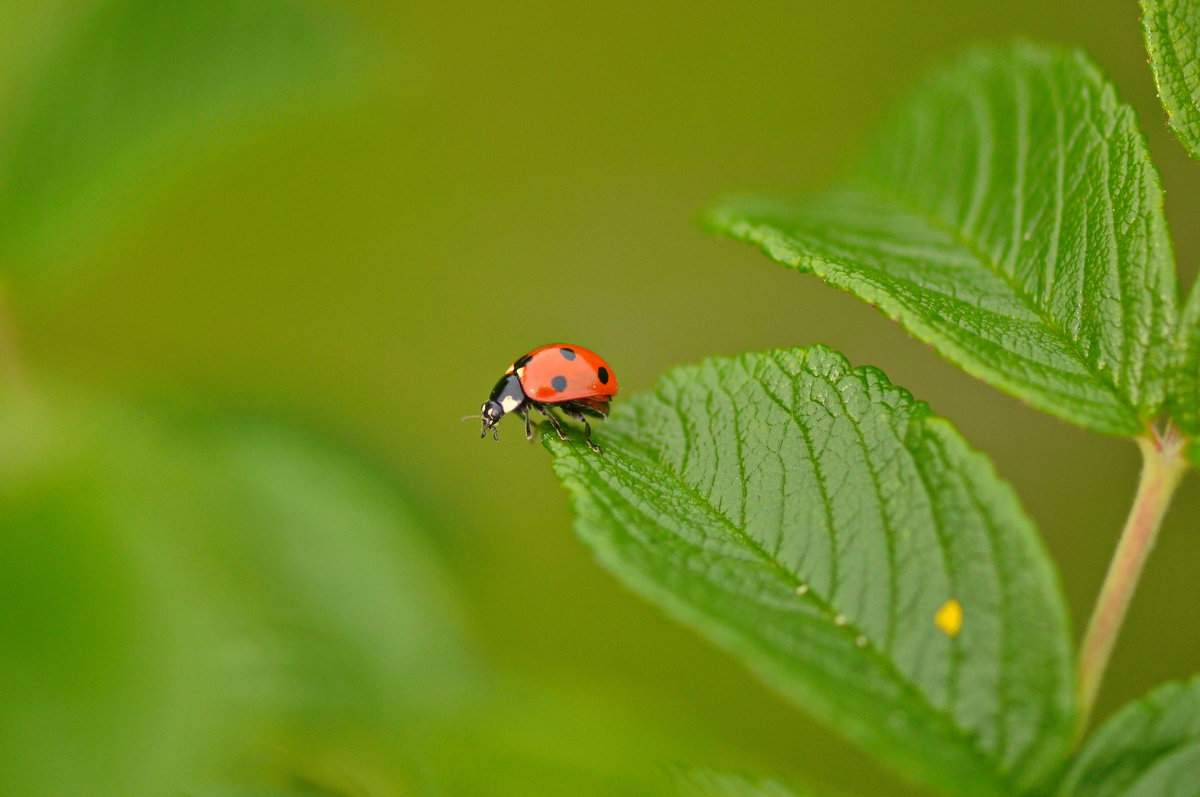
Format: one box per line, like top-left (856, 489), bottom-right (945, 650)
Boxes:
top-left (1058, 675), bottom-right (1200, 796)
top-left (0, 394), bottom-right (474, 796)
top-left (419, 676), bottom-right (732, 797)
top-left (670, 769), bottom-right (807, 796)
top-left (1171, 279), bottom-right (1200, 434)
top-left (184, 791), bottom-right (316, 797)
top-left (193, 416), bottom-right (477, 720)
top-left (549, 346), bottom-right (1075, 797)
top-left (0, 0), bottom-right (374, 286)
top-left (1143, 0), bottom-right (1200, 160)
top-left (0, 398), bottom-right (222, 797)
top-left (706, 43), bottom-right (1177, 436)
top-left (130, 411), bottom-right (480, 790)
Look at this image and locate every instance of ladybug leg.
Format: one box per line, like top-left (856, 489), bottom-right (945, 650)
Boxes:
top-left (560, 404), bottom-right (602, 454)
top-left (521, 406), bottom-right (534, 440)
top-left (533, 404), bottom-right (570, 442)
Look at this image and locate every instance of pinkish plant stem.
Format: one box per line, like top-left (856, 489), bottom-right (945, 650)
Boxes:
top-left (1076, 421), bottom-right (1189, 735)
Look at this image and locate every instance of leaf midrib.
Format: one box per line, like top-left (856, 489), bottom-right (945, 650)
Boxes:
top-left (1068, 735), bottom-right (1200, 795)
top-left (587, 396), bottom-right (1020, 792)
top-left (755, 352), bottom-right (901, 653)
top-left (1125, 737), bottom-right (1200, 792)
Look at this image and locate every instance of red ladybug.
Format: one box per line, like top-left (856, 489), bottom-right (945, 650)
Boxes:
top-left (477, 344), bottom-right (618, 452)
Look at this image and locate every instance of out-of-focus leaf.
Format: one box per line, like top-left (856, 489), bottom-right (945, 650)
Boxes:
top-left (1058, 675), bottom-right (1200, 796)
top-left (1142, 0), bottom-right (1200, 160)
top-left (184, 790), bottom-right (325, 797)
top-left (0, 397), bottom-right (218, 797)
top-left (671, 768), bottom-right (808, 796)
top-left (0, 393), bottom-right (475, 796)
top-left (549, 346), bottom-right (1075, 796)
top-left (0, 0), bottom-right (375, 285)
top-left (116, 409), bottom-right (480, 791)
top-left (707, 43), bottom-right (1177, 436)
top-left (190, 416), bottom-right (478, 721)
top-left (260, 673), bottom-right (731, 797)
top-left (418, 676), bottom-right (727, 797)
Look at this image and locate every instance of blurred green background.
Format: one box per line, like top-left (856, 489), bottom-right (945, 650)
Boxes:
top-left (2, 1), bottom-right (1198, 794)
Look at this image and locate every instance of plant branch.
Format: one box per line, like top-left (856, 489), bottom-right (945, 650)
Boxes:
top-left (1076, 421), bottom-right (1189, 734)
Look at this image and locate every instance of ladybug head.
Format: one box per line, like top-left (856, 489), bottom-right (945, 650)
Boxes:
top-left (476, 373), bottom-right (526, 441)
top-left (479, 399), bottom-right (504, 439)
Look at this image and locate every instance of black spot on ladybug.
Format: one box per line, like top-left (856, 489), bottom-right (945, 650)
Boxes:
top-left (551, 375), bottom-right (568, 392)
top-left (597, 366), bottom-right (609, 385)
top-left (559, 347), bottom-right (576, 360)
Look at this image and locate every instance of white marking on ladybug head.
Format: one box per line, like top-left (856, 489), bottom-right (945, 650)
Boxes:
top-left (500, 395), bottom-right (521, 413)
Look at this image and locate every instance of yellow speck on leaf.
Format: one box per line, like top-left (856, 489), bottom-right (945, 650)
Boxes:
top-left (935, 598), bottom-right (963, 638)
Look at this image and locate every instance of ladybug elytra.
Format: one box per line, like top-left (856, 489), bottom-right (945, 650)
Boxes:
top-left (476, 344), bottom-right (618, 453)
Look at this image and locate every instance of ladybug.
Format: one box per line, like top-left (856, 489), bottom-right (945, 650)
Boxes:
top-left (476, 344), bottom-right (618, 453)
